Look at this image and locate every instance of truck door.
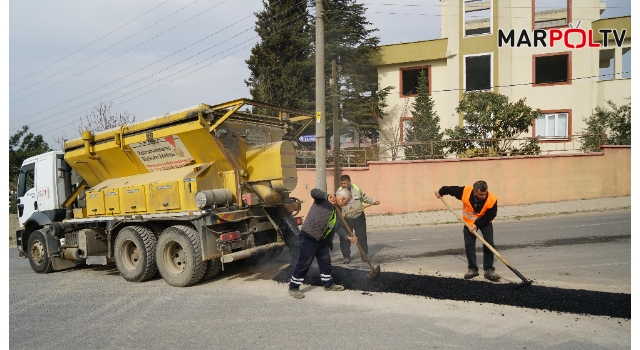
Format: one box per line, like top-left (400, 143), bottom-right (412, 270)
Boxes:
top-left (17, 162), bottom-right (36, 227)
top-left (35, 155), bottom-right (58, 213)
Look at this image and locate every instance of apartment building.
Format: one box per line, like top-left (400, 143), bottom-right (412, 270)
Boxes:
top-left (376, 0), bottom-right (631, 157)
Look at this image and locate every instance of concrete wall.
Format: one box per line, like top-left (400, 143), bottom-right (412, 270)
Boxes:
top-left (290, 146), bottom-right (630, 216)
top-left (597, 78), bottom-right (632, 107)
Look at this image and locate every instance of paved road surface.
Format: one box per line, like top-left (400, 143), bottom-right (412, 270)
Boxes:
top-left (9, 210), bottom-right (630, 349)
top-left (357, 210), bottom-right (630, 293)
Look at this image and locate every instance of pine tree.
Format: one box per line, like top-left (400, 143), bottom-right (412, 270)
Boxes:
top-left (9, 126), bottom-right (51, 213)
top-left (404, 70), bottom-right (444, 159)
top-left (245, 0), bottom-right (314, 112)
top-left (245, 0), bottom-right (391, 146)
top-left (320, 0), bottom-right (391, 145)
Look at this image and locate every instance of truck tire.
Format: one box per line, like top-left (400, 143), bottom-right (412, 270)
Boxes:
top-left (114, 226), bottom-right (158, 282)
top-left (156, 225), bottom-right (206, 287)
top-left (202, 258), bottom-right (222, 281)
top-left (143, 222), bottom-right (166, 237)
top-left (27, 230), bottom-right (54, 274)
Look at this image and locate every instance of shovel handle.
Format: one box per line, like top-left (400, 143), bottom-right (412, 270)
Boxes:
top-left (341, 203), bottom-right (377, 217)
top-left (436, 192), bottom-right (522, 277)
top-left (334, 204), bottom-right (375, 270)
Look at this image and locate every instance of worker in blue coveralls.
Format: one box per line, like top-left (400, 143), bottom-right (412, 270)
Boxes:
top-left (288, 188), bottom-right (357, 299)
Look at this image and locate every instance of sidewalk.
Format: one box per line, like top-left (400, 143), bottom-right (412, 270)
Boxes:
top-left (366, 196), bottom-right (631, 230)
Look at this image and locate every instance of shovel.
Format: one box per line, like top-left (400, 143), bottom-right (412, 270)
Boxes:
top-left (341, 203), bottom-right (376, 217)
top-left (436, 192), bottom-right (533, 288)
top-left (334, 204), bottom-right (381, 281)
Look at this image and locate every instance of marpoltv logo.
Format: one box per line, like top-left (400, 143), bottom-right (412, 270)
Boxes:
top-left (498, 22), bottom-right (627, 49)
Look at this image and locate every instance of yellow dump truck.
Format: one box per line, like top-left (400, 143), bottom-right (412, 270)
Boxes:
top-left (15, 99), bottom-right (313, 287)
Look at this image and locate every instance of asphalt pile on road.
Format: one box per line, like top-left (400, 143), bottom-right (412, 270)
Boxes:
top-left (273, 266), bottom-right (630, 319)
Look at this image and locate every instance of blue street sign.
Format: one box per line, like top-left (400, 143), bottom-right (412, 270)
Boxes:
top-left (299, 135), bottom-right (316, 142)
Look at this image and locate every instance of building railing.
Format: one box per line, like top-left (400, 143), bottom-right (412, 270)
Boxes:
top-left (295, 134), bottom-right (609, 168)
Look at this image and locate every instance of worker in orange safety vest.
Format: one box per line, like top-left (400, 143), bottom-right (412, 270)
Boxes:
top-left (435, 180), bottom-right (500, 281)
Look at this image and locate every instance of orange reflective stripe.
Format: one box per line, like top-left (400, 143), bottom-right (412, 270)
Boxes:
top-left (461, 186), bottom-right (476, 226)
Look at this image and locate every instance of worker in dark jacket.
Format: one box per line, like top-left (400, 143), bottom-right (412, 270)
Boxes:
top-left (435, 180), bottom-right (500, 281)
top-left (288, 188), bottom-right (357, 299)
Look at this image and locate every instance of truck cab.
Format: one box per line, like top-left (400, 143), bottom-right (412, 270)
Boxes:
top-left (16, 151), bottom-right (76, 253)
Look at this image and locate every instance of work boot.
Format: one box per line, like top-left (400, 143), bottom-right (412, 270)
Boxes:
top-left (288, 289), bottom-right (305, 299)
top-left (324, 284), bottom-right (345, 291)
top-left (484, 269), bottom-right (501, 282)
top-left (464, 269), bottom-right (479, 279)
top-left (343, 257), bottom-right (351, 264)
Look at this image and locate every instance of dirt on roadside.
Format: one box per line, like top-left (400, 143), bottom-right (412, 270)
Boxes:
top-left (9, 213), bottom-right (19, 247)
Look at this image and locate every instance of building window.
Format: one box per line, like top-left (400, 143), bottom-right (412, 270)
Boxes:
top-left (535, 111), bottom-right (571, 140)
top-left (533, 0), bottom-right (571, 29)
top-left (464, 0), bottom-right (492, 36)
top-left (465, 54), bottom-right (492, 91)
top-left (400, 66), bottom-right (430, 97)
top-left (533, 52), bottom-right (571, 86)
top-left (400, 117), bottom-right (412, 143)
top-left (599, 49), bottom-right (615, 81)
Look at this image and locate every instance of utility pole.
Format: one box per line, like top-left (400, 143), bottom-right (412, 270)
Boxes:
top-left (314, 0), bottom-right (327, 191)
top-left (331, 60), bottom-right (340, 193)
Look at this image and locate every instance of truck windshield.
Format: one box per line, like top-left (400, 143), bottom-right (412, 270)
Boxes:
top-left (17, 163), bottom-right (35, 197)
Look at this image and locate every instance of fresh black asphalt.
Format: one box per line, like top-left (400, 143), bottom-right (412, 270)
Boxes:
top-left (273, 265), bottom-right (630, 319)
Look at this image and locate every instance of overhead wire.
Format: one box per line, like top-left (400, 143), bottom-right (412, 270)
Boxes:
top-left (10, 0), bottom-right (232, 103)
top-left (29, 33), bottom-right (297, 135)
top-left (10, 0), bottom-right (205, 96)
top-left (31, 68), bottom-right (631, 135)
top-left (14, 25), bottom-right (257, 130)
top-left (14, 2), bottom-right (628, 135)
top-left (41, 39), bottom-right (260, 136)
top-left (368, 11), bottom-right (615, 20)
top-left (20, 4), bottom-right (311, 134)
top-left (392, 71), bottom-right (631, 96)
top-left (361, 3), bottom-right (626, 9)
top-left (31, 38), bottom-right (259, 136)
top-left (9, 0), bottom-right (173, 87)
top-left (10, 0), bottom-right (305, 127)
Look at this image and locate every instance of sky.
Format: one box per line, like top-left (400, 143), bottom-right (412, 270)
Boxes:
top-left (8, 0), bottom-right (632, 148)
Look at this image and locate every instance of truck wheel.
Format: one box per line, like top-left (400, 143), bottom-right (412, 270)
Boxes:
top-left (114, 226), bottom-right (158, 282)
top-left (202, 258), bottom-right (222, 281)
top-left (156, 225), bottom-right (206, 287)
top-left (27, 230), bottom-right (53, 274)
